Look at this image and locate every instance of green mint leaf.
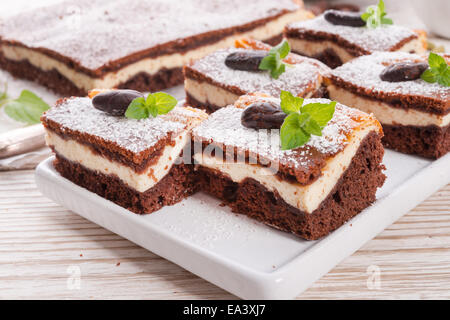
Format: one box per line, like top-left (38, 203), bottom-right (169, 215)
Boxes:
top-left (0, 82), bottom-right (7, 103)
top-left (420, 52), bottom-right (450, 87)
top-left (279, 91), bottom-right (337, 150)
top-left (361, 12), bottom-right (371, 22)
top-left (301, 101), bottom-right (336, 127)
top-left (258, 54), bottom-right (276, 70)
top-left (381, 17), bottom-right (393, 25)
top-left (258, 40), bottom-right (291, 79)
top-left (361, 0), bottom-right (393, 28)
top-left (272, 40), bottom-right (290, 59)
top-left (436, 68), bottom-right (450, 87)
top-left (428, 52), bottom-right (445, 69)
top-left (303, 117), bottom-right (322, 136)
top-left (145, 93), bottom-right (156, 106)
top-left (271, 64), bottom-right (285, 79)
top-left (148, 104), bottom-right (158, 118)
top-left (420, 69), bottom-right (437, 83)
top-left (125, 97), bottom-right (148, 119)
top-left (153, 92), bottom-right (177, 115)
top-left (378, 0), bottom-right (385, 12)
top-left (280, 113), bottom-right (310, 150)
top-left (125, 92), bottom-right (177, 119)
top-left (3, 90), bottom-right (49, 124)
top-left (280, 90), bottom-right (303, 114)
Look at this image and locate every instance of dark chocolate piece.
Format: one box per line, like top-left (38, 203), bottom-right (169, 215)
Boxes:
top-left (225, 51), bottom-right (267, 71)
top-left (380, 62), bottom-right (428, 82)
top-left (324, 10), bottom-right (365, 27)
top-left (241, 101), bottom-right (286, 129)
top-left (92, 90), bottom-right (143, 116)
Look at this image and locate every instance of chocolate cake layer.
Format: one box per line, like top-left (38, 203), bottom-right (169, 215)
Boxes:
top-left (186, 92), bottom-right (223, 114)
top-left (197, 131), bottom-right (386, 240)
top-left (0, 38), bottom-right (284, 97)
top-left (1, 0), bottom-right (308, 95)
top-left (309, 48), bottom-right (344, 69)
top-left (0, 55), bottom-right (86, 97)
top-left (382, 124), bottom-right (450, 159)
top-left (54, 154), bottom-right (198, 214)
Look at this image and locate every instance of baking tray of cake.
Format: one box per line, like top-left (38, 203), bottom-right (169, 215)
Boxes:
top-left (35, 148), bottom-right (450, 299)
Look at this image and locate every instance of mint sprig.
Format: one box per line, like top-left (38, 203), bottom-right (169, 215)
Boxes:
top-left (361, 0), bottom-right (393, 29)
top-left (0, 82), bottom-right (7, 106)
top-left (125, 92), bottom-right (177, 119)
top-left (279, 91), bottom-right (336, 150)
top-left (1, 88), bottom-right (49, 125)
top-left (421, 52), bottom-right (450, 87)
top-left (259, 40), bottom-right (291, 79)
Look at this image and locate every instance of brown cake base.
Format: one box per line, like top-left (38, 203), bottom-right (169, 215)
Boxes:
top-left (382, 124), bottom-right (450, 159)
top-left (197, 131), bottom-right (386, 240)
top-left (53, 154), bottom-right (198, 214)
top-left (291, 47), bottom-right (344, 69)
top-left (0, 35), bottom-right (284, 97)
top-left (185, 91), bottom-right (225, 113)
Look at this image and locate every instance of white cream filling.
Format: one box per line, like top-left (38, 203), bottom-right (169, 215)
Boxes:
top-left (185, 78), bottom-right (240, 108)
top-left (45, 130), bottom-right (189, 193)
top-left (328, 85), bottom-right (450, 127)
top-left (287, 37), bottom-right (425, 64)
top-left (194, 126), bottom-right (377, 214)
top-left (1, 10), bottom-right (310, 91)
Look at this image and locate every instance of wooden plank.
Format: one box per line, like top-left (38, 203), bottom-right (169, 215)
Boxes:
top-left (0, 170), bottom-right (449, 299)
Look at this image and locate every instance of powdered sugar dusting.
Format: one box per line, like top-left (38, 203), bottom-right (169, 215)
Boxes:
top-left (0, 0), bottom-right (299, 70)
top-left (189, 48), bottom-right (324, 96)
top-left (193, 97), bottom-right (363, 170)
top-left (44, 97), bottom-right (198, 153)
top-left (288, 14), bottom-right (416, 53)
top-left (332, 51), bottom-right (449, 100)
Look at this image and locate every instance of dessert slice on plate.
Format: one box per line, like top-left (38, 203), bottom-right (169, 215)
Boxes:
top-left (192, 93), bottom-right (386, 240)
top-left (41, 89), bottom-right (207, 214)
top-left (0, 0), bottom-right (312, 96)
top-left (184, 39), bottom-right (330, 113)
top-left (327, 51), bottom-right (450, 159)
top-left (284, 8), bottom-right (426, 68)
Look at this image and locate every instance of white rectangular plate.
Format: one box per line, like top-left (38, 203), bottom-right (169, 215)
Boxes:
top-left (35, 151), bottom-right (450, 299)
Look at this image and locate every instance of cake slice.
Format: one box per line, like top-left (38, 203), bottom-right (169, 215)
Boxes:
top-left (0, 0), bottom-right (312, 96)
top-left (327, 52), bottom-right (450, 159)
top-left (184, 39), bottom-right (330, 113)
top-left (284, 10), bottom-right (426, 68)
top-left (41, 90), bottom-right (207, 214)
top-left (192, 93), bottom-right (385, 240)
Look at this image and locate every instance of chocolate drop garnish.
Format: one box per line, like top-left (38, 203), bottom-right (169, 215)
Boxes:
top-left (241, 101), bottom-right (286, 129)
top-left (225, 51), bottom-right (268, 71)
top-left (92, 89), bottom-right (144, 116)
top-left (324, 10), bottom-right (365, 27)
top-left (380, 62), bottom-right (428, 82)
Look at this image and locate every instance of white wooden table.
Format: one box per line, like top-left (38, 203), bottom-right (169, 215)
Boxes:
top-left (0, 170), bottom-right (449, 299)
